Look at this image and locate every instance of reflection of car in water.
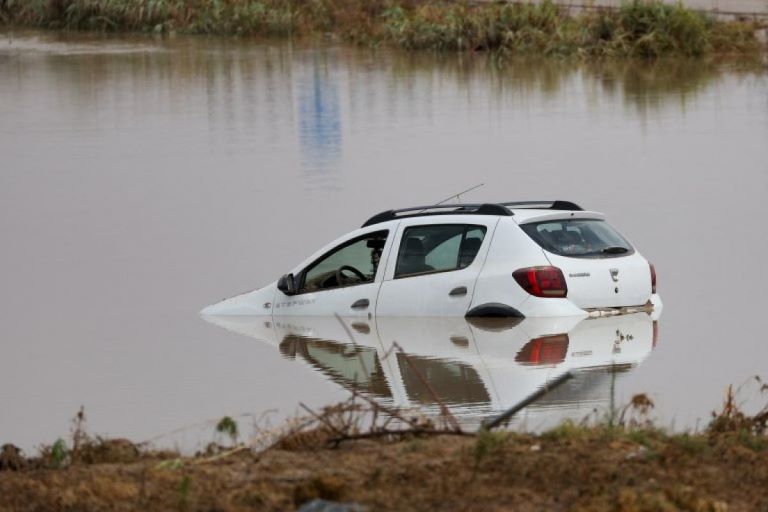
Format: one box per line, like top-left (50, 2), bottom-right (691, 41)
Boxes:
top-left (202, 200), bottom-right (662, 319)
top-left (204, 311), bottom-right (660, 429)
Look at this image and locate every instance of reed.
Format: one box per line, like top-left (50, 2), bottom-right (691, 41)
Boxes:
top-left (0, 0), bottom-right (763, 57)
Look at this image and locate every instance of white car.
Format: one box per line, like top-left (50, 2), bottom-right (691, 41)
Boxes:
top-left (202, 201), bottom-right (662, 318)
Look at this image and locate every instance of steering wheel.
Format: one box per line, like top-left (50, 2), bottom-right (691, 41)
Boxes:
top-left (336, 265), bottom-right (367, 286)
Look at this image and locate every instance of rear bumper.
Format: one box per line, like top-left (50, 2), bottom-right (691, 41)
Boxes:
top-left (512, 293), bottom-right (663, 319)
top-left (516, 296), bottom-right (590, 317)
top-left (649, 293), bottom-right (663, 320)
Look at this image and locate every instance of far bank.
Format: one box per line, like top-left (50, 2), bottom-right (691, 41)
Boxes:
top-left (1, 0), bottom-right (766, 59)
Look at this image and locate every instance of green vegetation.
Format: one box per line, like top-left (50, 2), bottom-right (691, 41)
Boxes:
top-left (178, 475), bottom-right (193, 511)
top-left (48, 438), bottom-right (69, 468)
top-left (0, 0), bottom-right (763, 58)
top-left (215, 416), bottom-right (239, 445)
top-left (472, 428), bottom-right (508, 465)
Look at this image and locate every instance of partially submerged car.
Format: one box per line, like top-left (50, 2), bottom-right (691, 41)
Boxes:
top-left (202, 200), bottom-right (662, 318)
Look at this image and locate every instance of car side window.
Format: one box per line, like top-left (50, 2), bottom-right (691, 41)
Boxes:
top-left (395, 224), bottom-right (487, 279)
top-left (300, 230), bottom-right (388, 293)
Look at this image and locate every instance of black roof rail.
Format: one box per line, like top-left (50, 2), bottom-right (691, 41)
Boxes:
top-left (501, 200), bottom-right (583, 211)
top-left (361, 200), bottom-right (583, 228)
top-left (361, 203), bottom-right (512, 228)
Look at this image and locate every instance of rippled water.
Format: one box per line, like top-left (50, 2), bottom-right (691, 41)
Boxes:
top-left (1, 31), bottom-right (767, 451)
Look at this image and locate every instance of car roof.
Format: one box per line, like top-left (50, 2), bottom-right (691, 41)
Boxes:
top-left (361, 200), bottom-right (587, 228)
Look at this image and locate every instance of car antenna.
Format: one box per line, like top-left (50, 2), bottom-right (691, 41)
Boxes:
top-left (408, 183), bottom-right (486, 216)
top-left (433, 183), bottom-right (485, 205)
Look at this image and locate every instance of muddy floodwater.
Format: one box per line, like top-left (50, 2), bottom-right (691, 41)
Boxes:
top-left (1, 31), bottom-right (767, 452)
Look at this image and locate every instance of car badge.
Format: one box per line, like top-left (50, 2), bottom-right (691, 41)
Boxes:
top-left (610, 268), bottom-right (620, 282)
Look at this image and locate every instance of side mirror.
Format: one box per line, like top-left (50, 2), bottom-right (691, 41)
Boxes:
top-left (277, 273), bottom-right (296, 295)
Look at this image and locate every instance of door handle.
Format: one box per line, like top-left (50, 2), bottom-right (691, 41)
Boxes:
top-left (351, 299), bottom-right (370, 309)
top-left (449, 286), bottom-right (467, 297)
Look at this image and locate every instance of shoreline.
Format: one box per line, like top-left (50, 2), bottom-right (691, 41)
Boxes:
top-left (2, 426), bottom-right (766, 511)
top-left (1, 0), bottom-right (766, 59)
top-left (2, 387), bottom-right (766, 511)
top-left (477, 0), bottom-right (768, 21)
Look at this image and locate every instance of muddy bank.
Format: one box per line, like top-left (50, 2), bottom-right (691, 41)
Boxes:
top-left (1, 428), bottom-right (767, 512)
top-left (2, 387), bottom-right (767, 512)
top-left (0, 0), bottom-right (765, 58)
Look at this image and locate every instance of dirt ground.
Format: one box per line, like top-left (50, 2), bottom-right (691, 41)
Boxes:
top-left (1, 427), bottom-right (767, 512)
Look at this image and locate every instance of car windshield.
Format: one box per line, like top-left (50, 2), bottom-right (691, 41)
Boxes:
top-left (520, 219), bottom-right (634, 258)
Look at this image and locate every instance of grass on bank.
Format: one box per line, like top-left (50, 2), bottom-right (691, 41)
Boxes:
top-left (0, 0), bottom-right (763, 58)
top-left (2, 378), bottom-right (767, 469)
top-left (0, 381), bottom-right (767, 511)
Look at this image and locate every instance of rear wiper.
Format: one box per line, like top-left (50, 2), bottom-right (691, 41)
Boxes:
top-left (602, 246), bottom-right (629, 254)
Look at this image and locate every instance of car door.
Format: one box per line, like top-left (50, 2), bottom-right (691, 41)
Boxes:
top-left (376, 218), bottom-right (497, 316)
top-left (273, 228), bottom-right (395, 317)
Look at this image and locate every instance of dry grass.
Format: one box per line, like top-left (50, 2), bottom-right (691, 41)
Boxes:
top-left (1, 380), bottom-right (767, 511)
top-left (1, 427), bottom-right (766, 511)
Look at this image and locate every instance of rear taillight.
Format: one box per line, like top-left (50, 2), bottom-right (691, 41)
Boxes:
top-left (516, 334), bottom-right (569, 365)
top-left (649, 263), bottom-right (657, 294)
top-left (513, 266), bottom-right (568, 298)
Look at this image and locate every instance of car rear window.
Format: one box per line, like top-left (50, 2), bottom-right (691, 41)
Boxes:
top-left (520, 219), bottom-right (634, 258)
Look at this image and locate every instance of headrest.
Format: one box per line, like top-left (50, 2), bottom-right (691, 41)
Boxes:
top-left (460, 237), bottom-right (482, 254)
top-left (403, 237), bottom-right (425, 257)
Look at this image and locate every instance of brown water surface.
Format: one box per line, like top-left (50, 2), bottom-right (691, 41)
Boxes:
top-left (1, 31), bottom-right (767, 451)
